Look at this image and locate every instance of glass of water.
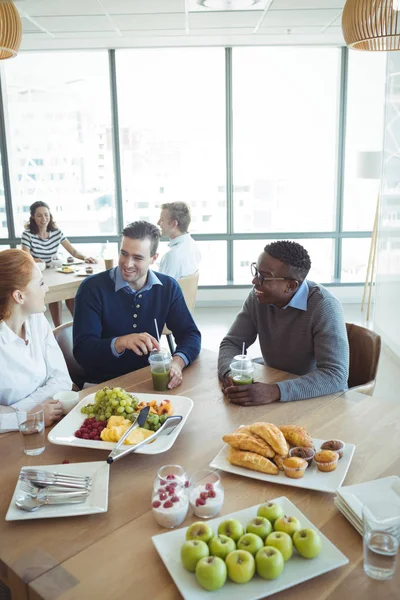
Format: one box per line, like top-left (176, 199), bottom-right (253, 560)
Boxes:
top-left (16, 401), bottom-right (45, 456)
top-left (363, 501), bottom-right (400, 580)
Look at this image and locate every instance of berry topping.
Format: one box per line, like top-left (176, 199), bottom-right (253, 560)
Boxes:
top-left (196, 498), bottom-right (206, 506)
top-left (159, 492), bottom-right (167, 501)
top-left (163, 501), bottom-right (173, 509)
top-left (152, 501), bottom-right (161, 508)
top-left (166, 474), bottom-right (175, 480)
top-left (171, 495), bottom-right (179, 503)
top-left (200, 492), bottom-right (208, 500)
top-left (205, 483), bottom-right (214, 490)
top-left (208, 490), bottom-right (216, 498)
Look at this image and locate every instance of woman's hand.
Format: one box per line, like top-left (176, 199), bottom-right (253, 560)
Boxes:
top-left (42, 400), bottom-right (63, 426)
top-left (84, 256), bottom-right (97, 264)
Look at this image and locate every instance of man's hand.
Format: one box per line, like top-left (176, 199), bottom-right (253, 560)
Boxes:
top-left (115, 332), bottom-right (160, 356)
top-left (41, 400), bottom-right (63, 426)
top-left (222, 373), bottom-right (234, 394)
top-left (224, 382), bottom-right (281, 406)
top-left (168, 356), bottom-right (185, 389)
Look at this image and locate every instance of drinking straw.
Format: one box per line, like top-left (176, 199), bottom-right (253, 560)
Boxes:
top-left (154, 318), bottom-right (160, 343)
top-left (241, 342), bottom-right (246, 372)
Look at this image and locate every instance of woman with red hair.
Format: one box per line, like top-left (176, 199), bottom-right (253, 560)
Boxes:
top-left (0, 249), bottom-right (72, 431)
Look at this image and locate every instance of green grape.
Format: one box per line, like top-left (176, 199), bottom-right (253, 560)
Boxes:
top-left (105, 411), bottom-right (111, 419)
top-left (159, 414), bottom-right (167, 425)
top-left (111, 400), bottom-right (118, 407)
top-left (119, 399), bottom-right (126, 407)
top-left (143, 421), bottom-right (150, 430)
top-left (125, 406), bottom-right (133, 414)
top-left (117, 406), bottom-right (124, 414)
top-left (98, 414), bottom-right (105, 421)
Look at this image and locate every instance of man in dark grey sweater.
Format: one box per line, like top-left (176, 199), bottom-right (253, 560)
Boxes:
top-left (218, 241), bottom-right (349, 405)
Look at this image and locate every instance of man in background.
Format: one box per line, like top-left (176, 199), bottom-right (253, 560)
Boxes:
top-left (157, 202), bottom-right (201, 280)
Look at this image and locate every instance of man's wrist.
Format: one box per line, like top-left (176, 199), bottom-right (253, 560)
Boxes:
top-left (114, 336), bottom-right (126, 354)
top-left (171, 355), bottom-right (185, 370)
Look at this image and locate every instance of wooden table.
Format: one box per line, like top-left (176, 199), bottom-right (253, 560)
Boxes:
top-left (0, 349), bottom-right (399, 600)
top-left (43, 261), bottom-right (105, 304)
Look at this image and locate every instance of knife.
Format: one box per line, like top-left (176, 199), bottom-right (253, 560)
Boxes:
top-left (107, 414), bottom-right (183, 464)
top-left (106, 405), bottom-right (150, 464)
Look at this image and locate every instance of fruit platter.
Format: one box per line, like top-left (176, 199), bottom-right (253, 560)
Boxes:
top-left (210, 421), bottom-right (355, 494)
top-left (152, 496), bottom-right (348, 600)
top-left (48, 387), bottom-right (194, 454)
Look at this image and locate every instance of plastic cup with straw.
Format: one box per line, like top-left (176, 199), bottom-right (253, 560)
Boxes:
top-left (230, 342), bottom-right (254, 386)
top-left (149, 319), bottom-right (171, 391)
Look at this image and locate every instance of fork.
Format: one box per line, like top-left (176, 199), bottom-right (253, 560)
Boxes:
top-left (21, 468), bottom-right (91, 482)
top-left (19, 480), bottom-right (90, 497)
top-left (20, 471), bottom-right (91, 490)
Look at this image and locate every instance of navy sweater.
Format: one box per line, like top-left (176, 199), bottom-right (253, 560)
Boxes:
top-left (73, 270), bottom-right (201, 383)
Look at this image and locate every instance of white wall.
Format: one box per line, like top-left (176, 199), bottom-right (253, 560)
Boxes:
top-left (374, 53), bottom-right (400, 358)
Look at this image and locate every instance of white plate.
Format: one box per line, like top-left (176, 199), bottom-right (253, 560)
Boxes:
top-left (48, 392), bottom-right (193, 454)
top-left (5, 461), bottom-right (109, 521)
top-left (152, 496), bottom-right (349, 600)
top-left (56, 267), bottom-right (75, 274)
top-left (210, 437), bottom-right (355, 494)
top-left (75, 271), bottom-right (89, 277)
top-left (334, 497), bottom-right (363, 535)
top-left (336, 475), bottom-right (400, 523)
top-left (62, 259), bottom-right (84, 266)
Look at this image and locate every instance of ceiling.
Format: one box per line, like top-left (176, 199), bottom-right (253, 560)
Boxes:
top-left (14, 0), bottom-right (347, 52)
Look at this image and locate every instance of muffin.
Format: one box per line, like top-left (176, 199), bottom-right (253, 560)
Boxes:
top-left (289, 447), bottom-right (315, 468)
top-left (67, 256), bottom-right (74, 263)
top-left (282, 456), bottom-right (308, 479)
top-left (314, 450), bottom-right (339, 472)
top-left (320, 439), bottom-right (345, 459)
top-left (85, 266), bottom-right (94, 274)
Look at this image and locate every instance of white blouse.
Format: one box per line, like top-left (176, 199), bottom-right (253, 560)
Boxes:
top-left (0, 313), bottom-right (72, 431)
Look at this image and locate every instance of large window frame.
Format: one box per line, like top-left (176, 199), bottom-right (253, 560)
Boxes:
top-left (0, 47), bottom-right (380, 288)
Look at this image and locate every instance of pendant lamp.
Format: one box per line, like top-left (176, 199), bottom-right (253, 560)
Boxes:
top-left (0, 0), bottom-right (22, 60)
top-left (342, 0), bottom-right (400, 50)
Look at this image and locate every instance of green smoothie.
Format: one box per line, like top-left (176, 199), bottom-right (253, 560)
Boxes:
top-left (232, 374), bottom-right (253, 385)
top-left (151, 369), bottom-right (170, 391)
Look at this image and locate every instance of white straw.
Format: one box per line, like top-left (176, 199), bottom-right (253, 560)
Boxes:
top-left (242, 342), bottom-right (245, 357)
top-left (154, 318), bottom-right (160, 343)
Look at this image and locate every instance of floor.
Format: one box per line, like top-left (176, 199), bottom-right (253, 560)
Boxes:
top-left (49, 303), bottom-right (400, 403)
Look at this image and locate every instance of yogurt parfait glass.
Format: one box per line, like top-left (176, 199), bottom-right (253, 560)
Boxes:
top-left (153, 464), bottom-right (189, 492)
top-left (152, 480), bottom-right (189, 529)
top-left (189, 469), bottom-right (224, 519)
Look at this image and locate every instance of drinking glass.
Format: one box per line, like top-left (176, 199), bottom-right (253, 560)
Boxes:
top-left (363, 501), bottom-right (400, 580)
top-left (15, 400), bottom-right (45, 456)
top-left (148, 348), bottom-right (171, 391)
top-left (189, 469), bottom-right (224, 519)
top-left (152, 465), bottom-right (189, 528)
top-left (153, 464), bottom-right (188, 491)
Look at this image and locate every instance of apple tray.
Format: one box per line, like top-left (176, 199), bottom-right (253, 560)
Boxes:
top-left (152, 496), bottom-right (348, 600)
top-left (210, 437), bottom-right (355, 494)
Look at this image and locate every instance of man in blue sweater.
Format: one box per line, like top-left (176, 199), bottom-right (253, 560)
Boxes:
top-left (218, 241), bottom-right (349, 405)
top-left (73, 221), bottom-right (201, 386)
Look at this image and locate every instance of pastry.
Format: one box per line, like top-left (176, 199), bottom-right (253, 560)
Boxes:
top-left (320, 439), bottom-right (345, 459)
top-left (279, 425), bottom-right (314, 448)
top-left (289, 447), bottom-right (315, 468)
top-left (249, 422), bottom-right (288, 456)
top-left (222, 432), bottom-right (275, 458)
top-left (282, 456), bottom-right (308, 479)
top-left (85, 266), bottom-right (93, 274)
top-left (228, 448), bottom-right (279, 475)
top-left (273, 455), bottom-right (286, 471)
top-left (314, 450), bottom-right (339, 472)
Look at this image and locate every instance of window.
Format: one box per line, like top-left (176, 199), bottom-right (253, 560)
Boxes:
top-left (3, 52), bottom-right (116, 239)
top-left (116, 49), bottom-right (226, 232)
top-left (0, 159), bottom-right (7, 237)
top-left (232, 48), bottom-right (340, 234)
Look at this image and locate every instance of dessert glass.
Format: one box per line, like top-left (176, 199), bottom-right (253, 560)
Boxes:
top-left (152, 465), bottom-right (189, 528)
top-left (189, 469), bottom-right (224, 519)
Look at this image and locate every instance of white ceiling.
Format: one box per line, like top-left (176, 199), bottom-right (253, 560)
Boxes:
top-left (14, 0), bottom-right (346, 51)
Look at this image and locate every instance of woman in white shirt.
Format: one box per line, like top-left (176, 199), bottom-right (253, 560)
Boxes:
top-left (0, 249), bottom-right (72, 432)
top-left (21, 201), bottom-right (97, 328)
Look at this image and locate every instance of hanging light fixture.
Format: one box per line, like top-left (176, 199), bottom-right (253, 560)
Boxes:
top-left (342, 0), bottom-right (400, 51)
top-left (0, 0), bottom-right (22, 60)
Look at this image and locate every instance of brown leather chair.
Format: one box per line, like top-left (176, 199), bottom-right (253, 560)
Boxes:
top-left (346, 322), bottom-right (381, 396)
top-left (162, 271), bottom-right (200, 353)
top-left (53, 321), bottom-right (86, 390)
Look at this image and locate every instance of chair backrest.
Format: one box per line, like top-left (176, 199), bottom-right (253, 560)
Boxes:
top-left (53, 321), bottom-right (85, 389)
top-left (346, 322), bottom-right (381, 395)
top-left (162, 271), bottom-right (200, 336)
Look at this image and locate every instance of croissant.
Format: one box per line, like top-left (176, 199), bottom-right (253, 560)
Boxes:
top-left (273, 455), bottom-right (286, 471)
top-left (279, 425), bottom-right (314, 448)
top-left (249, 422), bottom-right (288, 456)
top-left (222, 432), bottom-right (275, 458)
top-left (228, 448), bottom-right (279, 475)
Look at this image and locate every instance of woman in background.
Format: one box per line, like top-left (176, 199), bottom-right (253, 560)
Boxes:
top-left (0, 249), bottom-right (72, 432)
top-left (21, 201), bottom-right (96, 327)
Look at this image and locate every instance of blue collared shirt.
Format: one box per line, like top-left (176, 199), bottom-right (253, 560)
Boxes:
top-left (282, 279), bottom-right (309, 311)
top-left (110, 267), bottom-right (188, 365)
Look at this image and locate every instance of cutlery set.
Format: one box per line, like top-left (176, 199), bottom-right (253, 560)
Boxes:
top-left (16, 469), bottom-right (92, 512)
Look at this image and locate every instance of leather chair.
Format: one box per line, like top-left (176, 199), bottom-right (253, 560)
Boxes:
top-left (346, 322), bottom-right (381, 396)
top-left (53, 321), bottom-right (86, 390)
top-left (162, 271), bottom-right (200, 353)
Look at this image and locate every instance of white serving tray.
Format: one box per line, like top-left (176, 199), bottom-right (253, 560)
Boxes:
top-left (48, 392), bottom-right (193, 454)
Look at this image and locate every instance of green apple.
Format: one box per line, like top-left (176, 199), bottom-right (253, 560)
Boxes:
top-left (246, 516), bottom-right (272, 540)
top-left (217, 518), bottom-right (244, 543)
top-left (225, 549), bottom-right (255, 584)
top-left (255, 546), bottom-right (285, 580)
top-left (181, 540), bottom-right (210, 572)
top-left (265, 531), bottom-right (293, 561)
top-left (293, 528), bottom-right (322, 559)
top-left (237, 533), bottom-right (264, 557)
top-left (186, 521), bottom-right (214, 544)
top-left (274, 515), bottom-right (301, 537)
top-left (195, 556), bottom-right (227, 591)
top-left (209, 535), bottom-right (236, 560)
top-left (257, 502), bottom-right (285, 524)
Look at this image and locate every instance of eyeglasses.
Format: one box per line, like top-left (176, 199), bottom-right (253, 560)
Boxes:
top-left (250, 263), bottom-right (298, 286)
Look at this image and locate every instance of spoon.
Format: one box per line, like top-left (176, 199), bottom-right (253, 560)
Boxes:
top-left (15, 492), bottom-right (89, 512)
